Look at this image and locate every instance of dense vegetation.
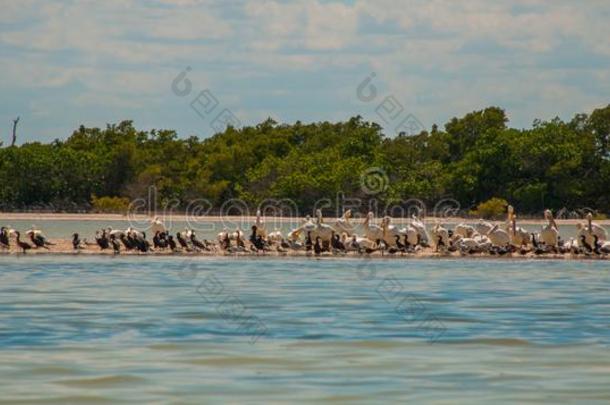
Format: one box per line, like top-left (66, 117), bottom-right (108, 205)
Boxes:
top-left (1, 105), bottom-right (609, 216)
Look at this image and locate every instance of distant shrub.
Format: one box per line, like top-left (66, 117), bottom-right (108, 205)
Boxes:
top-left (91, 195), bottom-right (130, 213)
top-left (470, 197), bottom-right (508, 219)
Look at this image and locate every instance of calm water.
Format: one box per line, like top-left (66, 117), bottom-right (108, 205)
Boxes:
top-left (4, 219), bottom-right (608, 241)
top-left (0, 256), bottom-right (609, 403)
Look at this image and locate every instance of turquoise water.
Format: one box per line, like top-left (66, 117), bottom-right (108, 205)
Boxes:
top-left (1, 256), bottom-right (609, 403)
top-left (4, 218), bottom-right (607, 241)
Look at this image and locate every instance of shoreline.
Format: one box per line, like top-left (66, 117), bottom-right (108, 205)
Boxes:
top-left (1, 240), bottom-right (608, 261)
top-left (1, 212), bottom-right (608, 225)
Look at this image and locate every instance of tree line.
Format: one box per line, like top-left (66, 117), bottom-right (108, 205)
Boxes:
top-left (1, 105), bottom-right (609, 216)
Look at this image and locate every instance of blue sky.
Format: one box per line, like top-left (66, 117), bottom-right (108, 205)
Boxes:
top-left (2, 0), bottom-right (610, 143)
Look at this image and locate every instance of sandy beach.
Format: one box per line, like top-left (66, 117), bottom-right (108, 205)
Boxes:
top-left (1, 238), bottom-right (608, 261)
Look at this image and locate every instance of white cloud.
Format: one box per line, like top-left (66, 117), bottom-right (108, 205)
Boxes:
top-left (1, 0), bottom-right (610, 142)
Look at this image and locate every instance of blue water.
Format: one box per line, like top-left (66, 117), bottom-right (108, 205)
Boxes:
top-left (1, 256), bottom-right (609, 403)
top-left (5, 218), bottom-right (606, 241)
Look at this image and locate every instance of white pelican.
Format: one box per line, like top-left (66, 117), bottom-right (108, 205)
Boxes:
top-left (474, 219), bottom-right (494, 236)
top-left (560, 237), bottom-right (579, 254)
top-left (505, 207), bottom-right (530, 247)
top-left (398, 224), bottom-right (419, 247)
top-left (453, 235), bottom-right (485, 254)
top-left (26, 225), bottom-right (44, 238)
top-left (508, 217), bottom-right (530, 247)
top-left (5, 226), bottom-right (17, 238)
top-left (267, 228), bottom-right (283, 243)
top-left (287, 228), bottom-right (301, 241)
top-left (231, 228), bottom-right (244, 240)
top-left (431, 223), bottom-right (450, 251)
top-left (363, 212), bottom-right (384, 242)
top-left (409, 214), bottom-right (430, 245)
top-left (345, 234), bottom-right (375, 250)
top-left (381, 216), bottom-right (401, 246)
top-left (311, 209), bottom-right (334, 242)
top-left (107, 227), bottom-right (124, 238)
top-left (576, 213), bottom-right (607, 247)
top-left (486, 224), bottom-right (510, 247)
top-left (254, 210), bottom-right (267, 238)
top-left (539, 209), bottom-right (559, 248)
top-left (124, 226), bottom-right (143, 239)
top-left (150, 217), bottom-right (166, 234)
top-left (454, 223), bottom-right (475, 238)
top-left (217, 227), bottom-right (229, 243)
top-left (288, 215), bottom-right (316, 240)
top-left (333, 209), bottom-right (355, 236)
top-left (599, 240), bottom-right (610, 254)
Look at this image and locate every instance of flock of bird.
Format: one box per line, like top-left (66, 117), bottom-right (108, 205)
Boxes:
top-left (1, 206), bottom-right (609, 258)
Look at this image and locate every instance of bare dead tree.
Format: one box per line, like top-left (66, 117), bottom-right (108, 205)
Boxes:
top-left (11, 116), bottom-right (19, 146)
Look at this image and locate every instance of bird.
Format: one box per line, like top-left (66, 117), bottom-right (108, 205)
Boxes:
top-left (216, 228), bottom-right (228, 244)
top-left (235, 233), bottom-right (245, 249)
top-left (456, 237), bottom-right (482, 255)
top-left (305, 231), bottom-right (313, 252)
top-left (309, 209), bottom-right (334, 243)
top-left (454, 223), bottom-right (475, 238)
top-left (249, 226), bottom-right (267, 252)
top-left (506, 207), bottom-right (531, 247)
top-left (432, 224), bottom-right (449, 252)
top-left (580, 235), bottom-right (594, 254)
top-left (474, 219), bottom-right (495, 236)
top-left (539, 209), bottom-right (559, 249)
top-left (331, 232), bottom-right (346, 253)
top-left (135, 232), bottom-right (151, 252)
top-left (436, 235), bottom-right (445, 252)
top-left (486, 224), bottom-right (510, 248)
top-left (398, 225), bottom-right (418, 248)
top-left (363, 212), bottom-right (385, 242)
top-left (72, 233), bottom-right (83, 250)
top-left (598, 238), bottom-right (610, 255)
top-left (150, 216), bottom-right (166, 235)
top-left (267, 228), bottom-right (283, 244)
top-left (15, 232), bottom-right (32, 254)
top-left (191, 232), bottom-right (210, 251)
top-left (364, 239), bottom-right (386, 255)
top-left (314, 237), bottom-right (323, 255)
top-left (410, 213), bottom-right (431, 246)
top-left (120, 233), bottom-right (136, 250)
top-left (95, 230), bottom-right (110, 250)
top-left (381, 216), bottom-right (401, 246)
top-left (176, 232), bottom-right (191, 252)
top-left (577, 214), bottom-right (608, 248)
top-left (402, 234), bottom-right (415, 252)
top-left (153, 231), bottom-right (168, 249)
top-left (28, 231), bottom-right (50, 249)
top-left (531, 233), bottom-right (547, 255)
top-left (0, 227), bottom-right (9, 248)
top-left (592, 235), bottom-right (603, 255)
top-left (167, 235), bottom-right (177, 251)
top-left (333, 209), bottom-right (355, 236)
top-left (254, 210), bottom-right (267, 238)
top-left (110, 234), bottom-right (121, 254)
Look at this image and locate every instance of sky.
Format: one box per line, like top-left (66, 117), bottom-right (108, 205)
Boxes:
top-left (1, 0), bottom-right (610, 143)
